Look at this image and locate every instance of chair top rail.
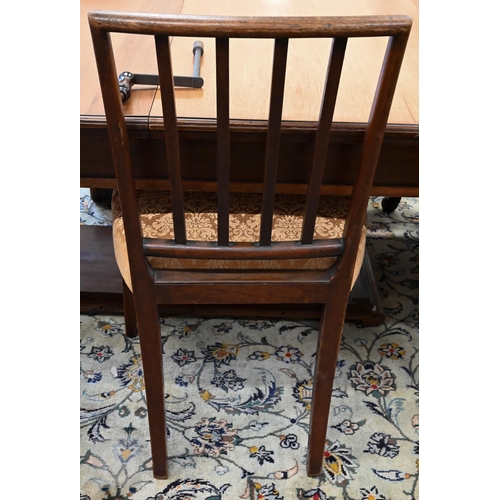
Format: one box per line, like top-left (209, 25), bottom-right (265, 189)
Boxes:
top-left (88, 12), bottom-right (412, 39)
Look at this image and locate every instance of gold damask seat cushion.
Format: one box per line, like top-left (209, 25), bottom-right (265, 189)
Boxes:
top-left (112, 190), bottom-right (366, 290)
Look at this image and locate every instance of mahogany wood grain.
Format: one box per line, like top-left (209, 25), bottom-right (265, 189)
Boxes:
top-left (143, 238), bottom-right (344, 260)
top-left (81, 121), bottom-right (419, 195)
top-left (88, 11), bottom-right (411, 480)
top-left (259, 38), bottom-right (289, 246)
top-left (302, 37), bottom-right (347, 244)
top-left (155, 34), bottom-right (187, 244)
top-left (215, 37), bottom-right (231, 246)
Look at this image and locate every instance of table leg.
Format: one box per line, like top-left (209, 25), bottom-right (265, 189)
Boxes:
top-left (381, 196), bottom-right (401, 214)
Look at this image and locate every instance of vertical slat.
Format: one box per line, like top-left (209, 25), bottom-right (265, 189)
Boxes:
top-left (301, 37), bottom-right (347, 244)
top-left (216, 37), bottom-right (230, 246)
top-left (155, 35), bottom-right (186, 244)
top-left (259, 38), bottom-right (289, 246)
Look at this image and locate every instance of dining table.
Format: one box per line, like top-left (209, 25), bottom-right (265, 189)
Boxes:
top-left (80, 0), bottom-right (418, 324)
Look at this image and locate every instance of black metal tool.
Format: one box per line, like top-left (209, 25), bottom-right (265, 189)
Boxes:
top-left (118, 41), bottom-right (204, 102)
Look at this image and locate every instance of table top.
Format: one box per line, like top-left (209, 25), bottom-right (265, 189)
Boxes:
top-left (81, 0), bottom-right (418, 125)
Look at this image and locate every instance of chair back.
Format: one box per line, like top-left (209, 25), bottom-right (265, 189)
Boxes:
top-left (89, 12), bottom-right (411, 282)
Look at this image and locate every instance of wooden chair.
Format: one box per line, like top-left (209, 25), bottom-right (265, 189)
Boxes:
top-left (88, 11), bottom-right (411, 479)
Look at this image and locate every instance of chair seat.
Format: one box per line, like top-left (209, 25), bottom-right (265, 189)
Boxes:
top-left (112, 190), bottom-right (366, 290)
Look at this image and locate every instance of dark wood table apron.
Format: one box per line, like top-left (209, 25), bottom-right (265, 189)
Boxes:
top-left (81, 117), bottom-right (418, 195)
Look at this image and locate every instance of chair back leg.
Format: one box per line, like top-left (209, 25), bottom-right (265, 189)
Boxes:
top-left (134, 285), bottom-right (168, 478)
top-left (122, 279), bottom-right (138, 339)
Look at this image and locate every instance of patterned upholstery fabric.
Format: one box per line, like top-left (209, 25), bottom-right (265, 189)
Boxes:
top-left (112, 190), bottom-right (366, 291)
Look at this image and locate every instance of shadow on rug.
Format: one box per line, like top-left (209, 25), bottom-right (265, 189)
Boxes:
top-left (80, 193), bottom-right (419, 500)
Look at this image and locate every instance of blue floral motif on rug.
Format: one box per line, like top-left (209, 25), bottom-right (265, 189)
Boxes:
top-left (80, 192), bottom-right (419, 500)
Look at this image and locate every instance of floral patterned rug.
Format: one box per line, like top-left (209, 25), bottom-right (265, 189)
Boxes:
top-left (80, 190), bottom-right (419, 500)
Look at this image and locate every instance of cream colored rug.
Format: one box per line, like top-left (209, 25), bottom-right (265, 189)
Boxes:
top-left (80, 192), bottom-right (419, 500)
